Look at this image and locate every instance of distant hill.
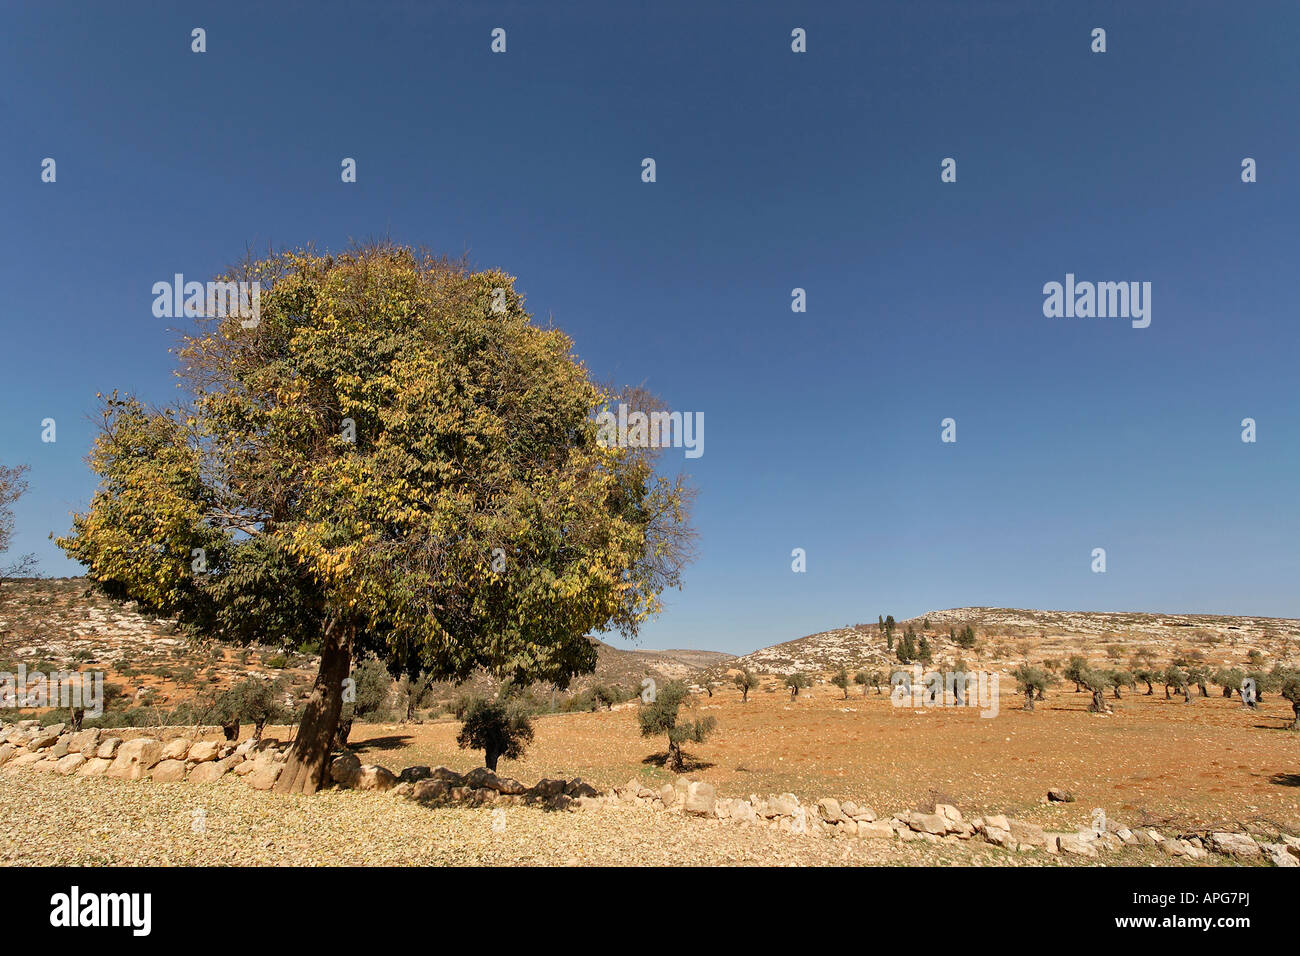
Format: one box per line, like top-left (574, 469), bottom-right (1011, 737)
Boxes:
top-left (714, 607), bottom-right (1298, 680)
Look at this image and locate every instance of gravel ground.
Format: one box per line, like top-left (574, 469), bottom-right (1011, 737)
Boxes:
top-left (0, 771), bottom-right (1195, 867)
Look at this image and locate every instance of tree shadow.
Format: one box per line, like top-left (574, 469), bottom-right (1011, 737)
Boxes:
top-left (349, 735), bottom-right (413, 753)
top-left (1269, 773), bottom-right (1300, 788)
top-left (641, 752), bottom-right (715, 772)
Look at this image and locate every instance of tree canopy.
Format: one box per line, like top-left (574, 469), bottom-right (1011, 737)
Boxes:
top-left (58, 243), bottom-right (695, 791)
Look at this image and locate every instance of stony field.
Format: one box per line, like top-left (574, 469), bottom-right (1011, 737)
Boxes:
top-left (3, 680), bottom-right (1292, 867)
top-left (0, 769), bottom-right (1199, 867)
top-left (342, 685), bottom-right (1300, 836)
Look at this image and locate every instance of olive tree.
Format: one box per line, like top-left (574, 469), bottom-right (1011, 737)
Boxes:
top-left (1163, 665), bottom-right (1190, 702)
top-left (1082, 669), bottom-right (1114, 713)
top-left (785, 673), bottom-right (810, 699)
top-left (831, 667), bottom-right (850, 699)
top-left (229, 677), bottom-right (278, 740)
top-left (1063, 656), bottom-right (1088, 693)
top-left (1281, 674), bottom-right (1300, 731)
top-left (456, 693), bottom-right (535, 771)
top-left (638, 681), bottom-right (715, 772)
top-left (57, 243), bottom-right (695, 793)
top-left (1011, 664), bottom-right (1048, 711)
top-left (733, 668), bottom-right (759, 702)
top-left (1214, 667), bottom-right (1245, 698)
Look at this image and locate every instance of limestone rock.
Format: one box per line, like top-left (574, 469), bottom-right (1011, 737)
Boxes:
top-left (245, 759), bottom-right (283, 790)
top-left (187, 740), bottom-right (220, 763)
top-left (683, 781), bottom-right (717, 816)
top-left (858, 822), bottom-right (896, 840)
top-left (355, 764), bottom-right (397, 792)
top-left (1007, 819), bottom-right (1047, 848)
top-left (151, 759), bottom-right (187, 782)
top-left (66, 729), bottom-right (101, 756)
top-left (161, 738), bottom-right (191, 761)
top-left (330, 752), bottom-right (362, 788)
top-left (55, 753), bottom-right (87, 775)
top-left (107, 738), bottom-right (163, 780)
top-left (189, 756), bottom-right (238, 783)
top-left (411, 778), bottom-right (449, 801)
top-left (816, 798), bottom-right (845, 823)
top-left (78, 757), bottom-right (112, 777)
top-left (566, 778), bottom-right (599, 798)
top-left (532, 777), bottom-right (568, 799)
top-left (27, 726), bottom-right (63, 751)
top-left (1207, 832), bottom-right (1260, 859)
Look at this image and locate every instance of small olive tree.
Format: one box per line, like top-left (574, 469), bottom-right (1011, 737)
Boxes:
top-left (1163, 665), bottom-right (1190, 702)
top-left (456, 694), bottom-right (535, 771)
top-left (831, 667), bottom-right (850, 699)
top-left (1280, 673), bottom-right (1300, 731)
top-left (1063, 656), bottom-right (1088, 693)
top-left (230, 677), bottom-right (278, 740)
top-left (1081, 669), bottom-right (1114, 713)
top-left (733, 669), bottom-right (759, 702)
top-left (785, 673), bottom-right (810, 699)
top-left (638, 681), bottom-right (716, 773)
top-left (1214, 667), bottom-right (1245, 698)
top-left (1011, 664), bottom-right (1048, 712)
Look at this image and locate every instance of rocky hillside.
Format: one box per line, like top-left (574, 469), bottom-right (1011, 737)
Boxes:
top-left (715, 607), bottom-right (1299, 681)
top-left (720, 625), bottom-right (894, 677)
top-left (0, 578), bottom-right (731, 714)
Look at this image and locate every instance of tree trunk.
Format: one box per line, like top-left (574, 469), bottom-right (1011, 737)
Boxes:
top-left (1290, 702), bottom-right (1299, 731)
top-left (71, 708), bottom-right (84, 731)
top-left (1198, 683), bottom-right (1208, 697)
top-left (1024, 690), bottom-right (1035, 712)
top-left (1222, 686), bottom-right (1233, 698)
top-left (1089, 690), bottom-right (1109, 713)
top-left (222, 719), bottom-right (240, 741)
top-left (485, 745), bottom-right (501, 772)
top-left (274, 623), bottom-right (352, 795)
top-left (334, 716), bottom-right (352, 749)
top-left (1183, 688), bottom-right (1191, 703)
top-left (253, 718), bottom-right (267, 741)
top-left (1112, 685), bottom-right (1122, 699)
top-left (742, 688), bottom-right (749, 702)
top-left (1144, 681), bottom-right (1153, 695)
top-left (667, 740), bottom-right (682, 772)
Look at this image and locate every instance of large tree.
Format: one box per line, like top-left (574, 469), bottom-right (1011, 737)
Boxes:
top-left (58, 243), bottom-right (695, 792)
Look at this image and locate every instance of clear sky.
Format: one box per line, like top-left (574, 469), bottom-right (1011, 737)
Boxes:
top-left (1, 1), bottom-right (1296, 655)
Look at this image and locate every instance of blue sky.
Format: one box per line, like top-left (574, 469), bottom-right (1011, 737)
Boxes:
top-left (1, 1), bottom-right (1297, 654)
